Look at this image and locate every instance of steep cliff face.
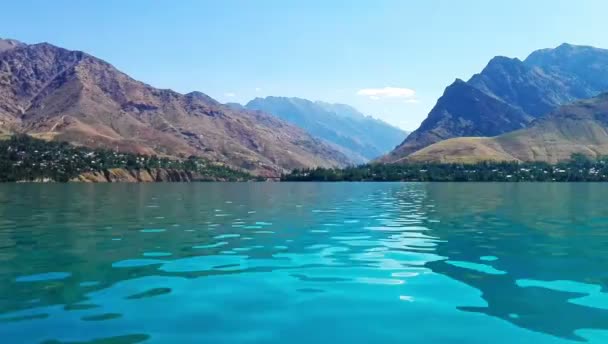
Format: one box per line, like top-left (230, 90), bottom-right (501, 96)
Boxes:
top-left (380, 80), bottom-right (530, 162)
top-left (0, 38), bottom-right (352, 176)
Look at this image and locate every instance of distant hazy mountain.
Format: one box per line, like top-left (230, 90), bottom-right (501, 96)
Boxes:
top-left (382, 43), bottom-right (608, 162)
top-left (315, 101), bottom-right (367, 120)
top-left (0, 38), bottom-right (352, 176)
top-left (245, 97), bottom-right (408, 161)
top-left (225, 102), bottom-right (245, 111)
top-left (408, 93), bottom-right (608, 163)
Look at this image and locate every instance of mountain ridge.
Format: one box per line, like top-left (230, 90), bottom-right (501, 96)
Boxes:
top-left (407, 92), bottom-right (608, 163)
top-left (381, 43), bottom-right (608, 162)
top-left (246, 96), bottom-right (408, 161)
top-left (0, 38), bottom-right (352, 176)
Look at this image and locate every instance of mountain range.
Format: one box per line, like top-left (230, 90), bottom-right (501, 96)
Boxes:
top-left (0, 38), bottom-right (356, 176)
top-left (4, 37), bottom-right (608, 172)
top-left (408, 92), bottom-right (608, 163)
top-left (244, 97), bottom-right (408, 162)
top-left (382, 43), bottom-right (608, 163)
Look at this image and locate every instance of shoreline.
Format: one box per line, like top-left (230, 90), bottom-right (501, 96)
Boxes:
top-left (8, 168), bottom-right (257, 183)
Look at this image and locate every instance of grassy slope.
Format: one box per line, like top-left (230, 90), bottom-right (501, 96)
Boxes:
top-left (408, 94), bottom-right (608, 163)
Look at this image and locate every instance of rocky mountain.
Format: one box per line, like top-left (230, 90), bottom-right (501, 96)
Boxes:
top-left (408, 93), bottom-right (608, 163)
top-left (382, 43), bottom-right (608, 162)
top-left (0, 38), bottom-right (352, 176)
top-left (380, 80), bottom-right (532, 163)
top-left (0, 38), bottom-right (23, 53)
top-left (245, 96), bottom-right (408, 162)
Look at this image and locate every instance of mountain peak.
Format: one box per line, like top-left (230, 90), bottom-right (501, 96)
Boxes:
top-left (384, 42), bottom-right (608, 163)
top-left (444, 78), bottom-right (470, 91)
top-left (0, 38), bottom-right (25, 53)
top-left (556, 42), bottom-right (575, 50)
top-left (553, 42), bottom-right (599, 52)
top-left (186, 91), bottom-right (212, 99)
top-left (409, 92), bottom-right (608, 164)
top-left (315, 101), bottom-right (366, 120)
top-left (475, 56), bottom-right (525, 78)
top-left (525, 43), bottom-right (608, 65)
top-left (247, 96), bottom-right (317, 110)
top-left (488, 55), bottom-right (520, 63)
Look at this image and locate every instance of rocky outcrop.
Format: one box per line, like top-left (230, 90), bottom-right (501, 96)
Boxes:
top-left (72, 168), bottom-right (202, 183)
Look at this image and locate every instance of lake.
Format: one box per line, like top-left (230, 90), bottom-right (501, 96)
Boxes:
top-left (0, 183), bottom-right (607, 343)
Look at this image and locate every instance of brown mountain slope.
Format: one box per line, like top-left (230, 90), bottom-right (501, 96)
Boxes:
top-left (408, 93), bottom-right (608, 163)
top-left (0, 39), bottom-right (351, 176)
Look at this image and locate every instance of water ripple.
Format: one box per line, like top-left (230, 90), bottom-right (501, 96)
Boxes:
top-left (0, 183), bottom-right (607, 343)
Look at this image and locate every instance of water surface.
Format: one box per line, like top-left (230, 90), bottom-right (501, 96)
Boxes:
top-left (0, 183), bottom-right (607, 343)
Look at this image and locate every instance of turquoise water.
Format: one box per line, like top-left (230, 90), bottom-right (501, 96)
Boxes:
top-left (0, 183), bottom-right (607, 343)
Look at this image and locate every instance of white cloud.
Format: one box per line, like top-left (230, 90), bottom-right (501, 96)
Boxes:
top-left (357, 87), bottom-right (417, 101)
top-left (255, 87), bottom-right (262, 92)
top-left (404, 98), bottom-right (419, 104)
top-left (224, 92), bottom-right (236, 98)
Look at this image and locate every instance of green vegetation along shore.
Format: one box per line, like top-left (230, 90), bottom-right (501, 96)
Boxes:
top-left (3, 136), bottom-right (608, 183)
top-left (282, 154), bottom-right (608, 182)
top-left (0, 136), bottom-right (254, 182)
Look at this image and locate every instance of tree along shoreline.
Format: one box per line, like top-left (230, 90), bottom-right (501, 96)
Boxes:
top-left (0, 135), bottom-right (257, 183)
top-left (281, 154), bottom-right (608, 182)
top-left (3, 136), bottom-right (608, 183)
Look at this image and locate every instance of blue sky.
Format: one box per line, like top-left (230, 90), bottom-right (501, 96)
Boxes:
top-left (2, 0), bottom-right (607, 130)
